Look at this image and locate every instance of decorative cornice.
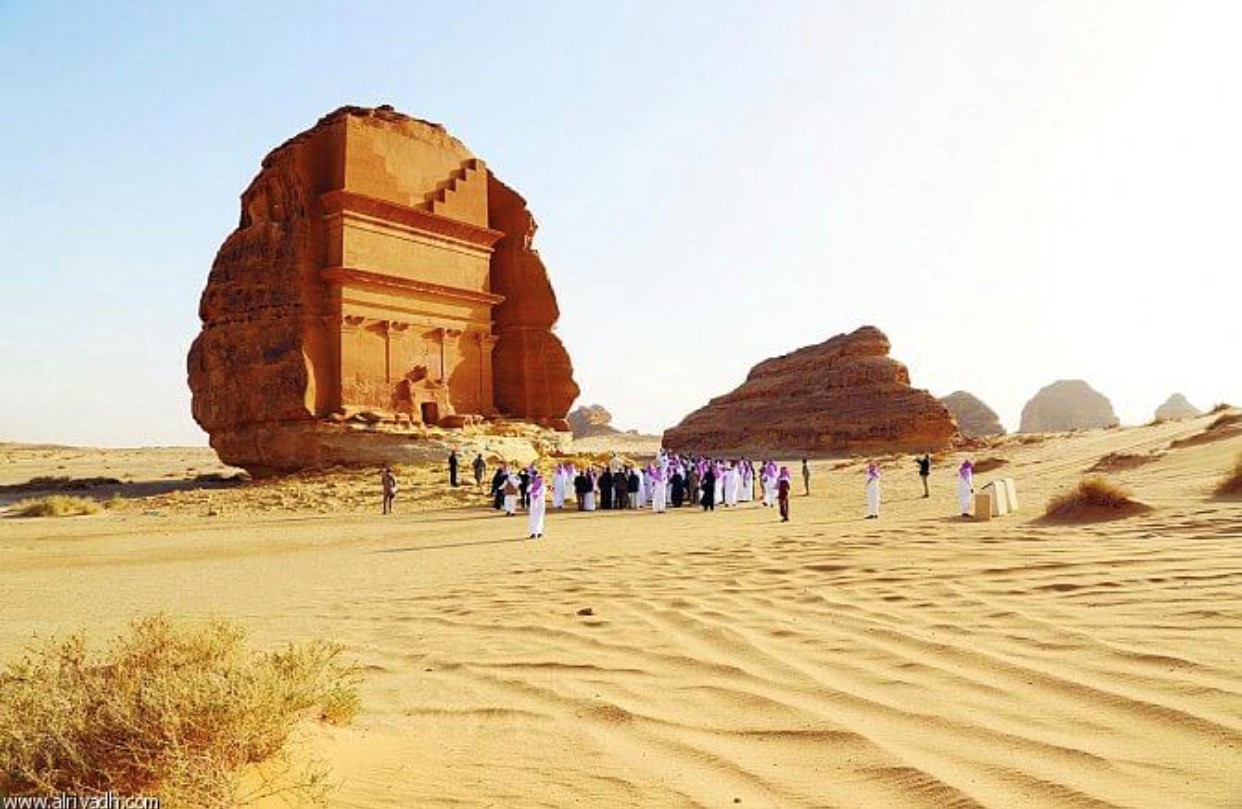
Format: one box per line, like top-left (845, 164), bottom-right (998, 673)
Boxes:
top-left (323, 266), bottom-right (506, 306)
top-left (320, 189), bottom-right (504, 250)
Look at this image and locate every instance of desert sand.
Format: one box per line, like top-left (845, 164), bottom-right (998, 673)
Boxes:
top-left (1, 412), bottom-right (1240, 808)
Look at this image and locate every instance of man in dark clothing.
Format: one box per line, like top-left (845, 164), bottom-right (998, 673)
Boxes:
top-left (701, 468), bottom-right (716, 511)
top-left (670, 471), bottom-right (686, 507)
top-left (614, 468), bottom-right (630, 510)
top-left (381, 465), bottom-right (398, 515)
top-left (599, 469), bottom-right (614, 510)
top-left (778, 470), bottom-right (791, 522)
top-left (448, 450), bottom-right (459, 487)
top-left (519, 467), bottom-right (531, 508)
top-left (917, 453), bottom-right (932, 498)
top-left (627, 468), bottom-right (640, 509)
top-left (491, 466), bottom-right (507, 510)
top-left (574, 471), bottom-right (590, 510)
top-left (472, 454), bottom-right (486, 489)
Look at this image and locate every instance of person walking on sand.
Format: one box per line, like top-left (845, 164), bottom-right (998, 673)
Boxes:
top-left (472, 453), bottom-right (486, 490)
top-left (865, 463), bottom-right (882, 519)
top-left (448, 449), bottom-right (459, 487)
top-left (801, 458), bottom-right (811, 496)
top-left (381, 465), bottom-right (398, 515)
top-left (917, 453), bottom-right (931, 498)
top-left (701, 466), bottom-right (717, 511)
top-left (777, 466), bottom-right (792, 522)
top-left (528, 468), bottom-right (546, 538)
top-left (491, 464), bottom-right (507, 510)
top-left (957, 459), bottom-right (975, 517)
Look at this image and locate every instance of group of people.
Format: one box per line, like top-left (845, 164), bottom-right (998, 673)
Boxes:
top-left (480, 453), bottom-right (810, 533)
top-left (381, 450), bottom-right (983, 533)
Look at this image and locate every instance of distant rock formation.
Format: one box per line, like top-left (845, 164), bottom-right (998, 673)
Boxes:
top-left (567, 405), bottom-right (620, 439)
top-left (1155, 393), bottom-right (1201, 421)
top-left (1019, 380), bottom-right (1119, 433)
top-left (662, 326), bottom-right (958, 455)
top-left (187, 105), bottom-right (578, 475)
top-left (940, 391), bottom-right (1006, 438)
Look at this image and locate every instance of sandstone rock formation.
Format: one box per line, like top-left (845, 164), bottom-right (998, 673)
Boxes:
top-left (1019, 380), bottom-right (1119, 433)
top-left (662, 326), bottom-right (958, 455)
top-left (567, 405), bottom-right (620, 439)
top-left (1155, 393), bottom-right (1201, 421)
top-left (940, 391), bottom-right (1006, 438)
top-left (188, 105), bottom-right (578, 475)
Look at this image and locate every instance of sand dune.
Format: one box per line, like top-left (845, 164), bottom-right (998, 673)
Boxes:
top-left (1, 413), bottom-right (1239, 807)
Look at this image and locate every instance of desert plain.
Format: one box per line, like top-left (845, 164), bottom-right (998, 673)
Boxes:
top-left (1, 412), bottom-right (1239, 808)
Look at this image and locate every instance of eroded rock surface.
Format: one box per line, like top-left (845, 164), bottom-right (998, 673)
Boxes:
top-left (941, 391), bottom-right (1006, 438)
top-left (1019, 380), bottom-right (1119, 433)
top-left (568, 405), bottom-right (620, 439)
top-left (188, 105), bottom-right (578, 475)
top-left (1155, 393), bottom-right (1201, 421)
top-left (662, 326), bottom-right (958, 455)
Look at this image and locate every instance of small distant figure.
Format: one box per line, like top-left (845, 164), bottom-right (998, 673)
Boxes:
top-left (491, 464), bottom-right (507, 510)
top-left (701, 466), bottom-right (717, 511)
top-left (528, 468), bottom-right (546, 538)
top-left (650, 464), bottom-right (667, 513)
top-left (957, 459), bottom-right (975, 517)
top-left (917, 453), bottom-right (931, 498)
top-left (801, 458), bottom-right (811, 496)
top-left (519, 466), bottom-right (532, 508)
top-left (502, 466), bottom-right (521, 516)
top-left (472, 453), bottom-right (486, 490)
top-left (381, 465), bottom-right (398, 515)
top-left (574, 467), bottom-right (592, 511)
top-left (551, 463), bottom-right (567, 509)
top-left (865, 463), bottom-right (882, 519)
top-left (448, 449), bottom-right (459, 487)
top-left (778, 466), bottom-right (792, 522)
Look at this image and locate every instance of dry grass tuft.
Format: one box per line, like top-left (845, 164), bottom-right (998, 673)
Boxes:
top-left (1209, 402), bottom-right (1234, 414)
top-left (11, 495), bottom-right (101, 518)
top-left (1215, 453), bottom-right (1242, 498)
top-left (1087, 452), bottom-right (1159, 473)
top-left (1043, 475), bottom-right (1149, 522)
top-left (1169, 411), bottom-right (1242, 449)
top-left (0, 614), bottom-right (361, 807)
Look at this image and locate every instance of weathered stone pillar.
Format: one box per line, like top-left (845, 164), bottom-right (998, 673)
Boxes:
top-left (479, 333), bottom-right (499, 415)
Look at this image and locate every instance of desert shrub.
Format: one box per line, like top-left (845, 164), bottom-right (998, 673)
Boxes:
top-left (1216, 453), bottom-right (1242, 498)
top-left (12, 495), bottom-right (101, 517)
top-left (1087, 452), bottom-right (1158, 473)
top-left (1044, 475), bottom-right (1143, 520)
top-left (0, 614), bottom-right (361, 807)
top-left (1209, 402), bottom-right (1234, 414)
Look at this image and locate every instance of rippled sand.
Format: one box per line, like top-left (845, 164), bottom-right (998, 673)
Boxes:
top-left (2, 413), bottom-right (1239, 808)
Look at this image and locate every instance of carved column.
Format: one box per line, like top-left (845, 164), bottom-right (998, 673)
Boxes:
top-left (479, 332), bottom-right (499, 416)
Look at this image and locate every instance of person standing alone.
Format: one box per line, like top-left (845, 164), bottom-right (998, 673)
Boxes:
top-left (801, 458), bottom-right (811, 496)
top-left (448, 450), bottom-right (459, 487)
top-left (778, 466), bottom-right (792, 522)
top-left (381, 465), bottom-right (398, 515)
top-left (917, 453), bottom-right (931, 498)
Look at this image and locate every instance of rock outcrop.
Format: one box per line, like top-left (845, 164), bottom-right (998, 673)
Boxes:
top-left (188, 105), bottom-right (578, 475)
top-left (567, 405), bottom-right (620, 439)
top-left (1155, 393), bottom-right (1201, 421)
top-left (1019, 380), bottom-right (1119, 433)
top-left (662, 326), bottom-right (958, 455)
top-left (940, 391), bottom-right (1006, 438)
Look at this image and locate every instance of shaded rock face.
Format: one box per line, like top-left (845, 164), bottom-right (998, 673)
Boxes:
top-left (662, 326), bottom-right (958, 455)
top-left (940, 391), bottom-right (1006, 438)
top-left (567, 405), bottom-right (620, 439)
top-left (188, 105), bottom-right (578, 475)
top-left (1155, 393), bottom-right (1201, 421)
top-left (1019, 380), bottom-right (1119, 433)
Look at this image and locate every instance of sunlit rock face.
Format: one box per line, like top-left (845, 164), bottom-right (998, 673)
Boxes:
top-left (188, 105), bottom-right (578, 475)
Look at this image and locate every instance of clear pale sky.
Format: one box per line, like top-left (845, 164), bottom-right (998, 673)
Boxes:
top-left (1, 1), bottom-right (1238, 446)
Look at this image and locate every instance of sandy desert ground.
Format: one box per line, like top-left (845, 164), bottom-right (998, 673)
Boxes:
top-left (1, 412), bottom-right (1240, 808)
